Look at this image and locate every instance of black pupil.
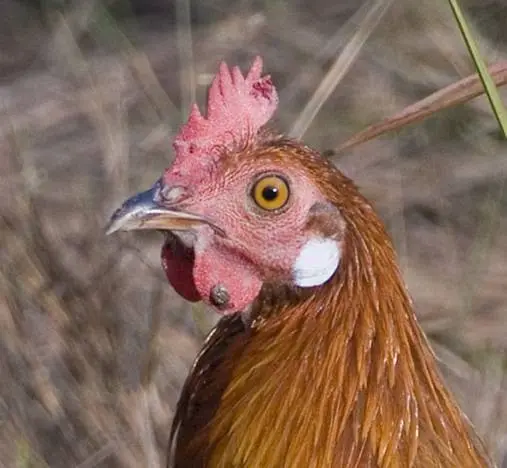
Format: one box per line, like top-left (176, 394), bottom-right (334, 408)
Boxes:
top-left (262, 185), bottom-right (279, 201)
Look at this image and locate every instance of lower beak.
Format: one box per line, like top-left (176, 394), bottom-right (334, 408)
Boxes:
top-left (106, 183), bottom-right (219, 235)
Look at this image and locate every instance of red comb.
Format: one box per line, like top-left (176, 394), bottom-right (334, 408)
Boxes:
top-left (170, 56), bottom-right (278, 178)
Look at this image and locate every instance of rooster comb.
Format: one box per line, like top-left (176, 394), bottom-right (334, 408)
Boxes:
top-left (172, 56), bottom-right (278, 170)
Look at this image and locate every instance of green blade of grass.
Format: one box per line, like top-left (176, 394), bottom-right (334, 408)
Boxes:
top-left (448, 0), bottom-right (507, 138)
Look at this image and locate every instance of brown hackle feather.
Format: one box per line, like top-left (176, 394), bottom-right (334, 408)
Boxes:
top-left (169, 140), bottom-right (493, 467)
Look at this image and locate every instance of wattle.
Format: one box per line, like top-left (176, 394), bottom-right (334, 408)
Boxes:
top-left (161, 236), bottom-right (201, 302)
top-left (161, 234), bottom-right (263, 314)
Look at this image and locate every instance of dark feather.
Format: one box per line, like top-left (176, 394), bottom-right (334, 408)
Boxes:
top-left (169, 313), bottom-right (248, 467)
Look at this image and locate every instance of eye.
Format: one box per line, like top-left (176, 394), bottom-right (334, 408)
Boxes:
top-left (251, 174), bottom-right (290, 211)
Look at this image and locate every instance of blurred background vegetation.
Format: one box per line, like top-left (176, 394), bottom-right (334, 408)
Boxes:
top-left (1, 0), bottom-right (507, 466)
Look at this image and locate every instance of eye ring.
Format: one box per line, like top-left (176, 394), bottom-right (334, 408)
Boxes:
top-left (251, 174), bottom-right (290, 211)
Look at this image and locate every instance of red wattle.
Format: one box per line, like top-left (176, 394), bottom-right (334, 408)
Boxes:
top-left (161, 241), bottom-right (201, 302)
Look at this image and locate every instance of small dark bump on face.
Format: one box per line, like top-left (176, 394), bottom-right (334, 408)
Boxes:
top-left (210, 284), bottom-right (230, 308)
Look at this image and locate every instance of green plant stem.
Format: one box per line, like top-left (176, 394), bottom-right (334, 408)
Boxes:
top-left (448, 0), bottom-right (507, 138)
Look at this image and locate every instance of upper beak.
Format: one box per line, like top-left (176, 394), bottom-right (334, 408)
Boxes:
top-left (106, 183), bottom-right (222, 236)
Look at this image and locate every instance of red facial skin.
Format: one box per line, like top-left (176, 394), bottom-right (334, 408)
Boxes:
top-left (160, 152), bottom-right (332, 314)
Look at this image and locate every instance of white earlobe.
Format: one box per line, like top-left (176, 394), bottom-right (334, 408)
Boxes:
top-left (292, 237), bottom-right (340, 287)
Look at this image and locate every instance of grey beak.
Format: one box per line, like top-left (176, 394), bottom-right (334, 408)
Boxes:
top-left (106, 183), bottom-right (221, 235)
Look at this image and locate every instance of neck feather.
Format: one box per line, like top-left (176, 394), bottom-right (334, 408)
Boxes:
top-left (207, 200), bottom-right (490, 467)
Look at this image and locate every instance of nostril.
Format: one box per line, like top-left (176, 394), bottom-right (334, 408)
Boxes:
top-left (158, 184), bottom-right (186, 205)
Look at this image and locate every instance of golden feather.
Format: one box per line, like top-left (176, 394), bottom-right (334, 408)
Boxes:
top-left (169, 141), bottom-right (492, 468)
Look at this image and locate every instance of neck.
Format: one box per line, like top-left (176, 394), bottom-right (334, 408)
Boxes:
top-left (206, 204), bottom-right (490, 467)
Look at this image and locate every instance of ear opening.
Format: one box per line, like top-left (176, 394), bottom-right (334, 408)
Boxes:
top-left (305, 202), bottom-right (345, 239)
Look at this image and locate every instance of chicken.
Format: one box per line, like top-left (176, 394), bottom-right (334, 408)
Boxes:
top-left (107, 57), bottom-right (492, 467)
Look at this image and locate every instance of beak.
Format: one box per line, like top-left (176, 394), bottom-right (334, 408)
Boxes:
top-left (106, 183), bottom-right (223, 236)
